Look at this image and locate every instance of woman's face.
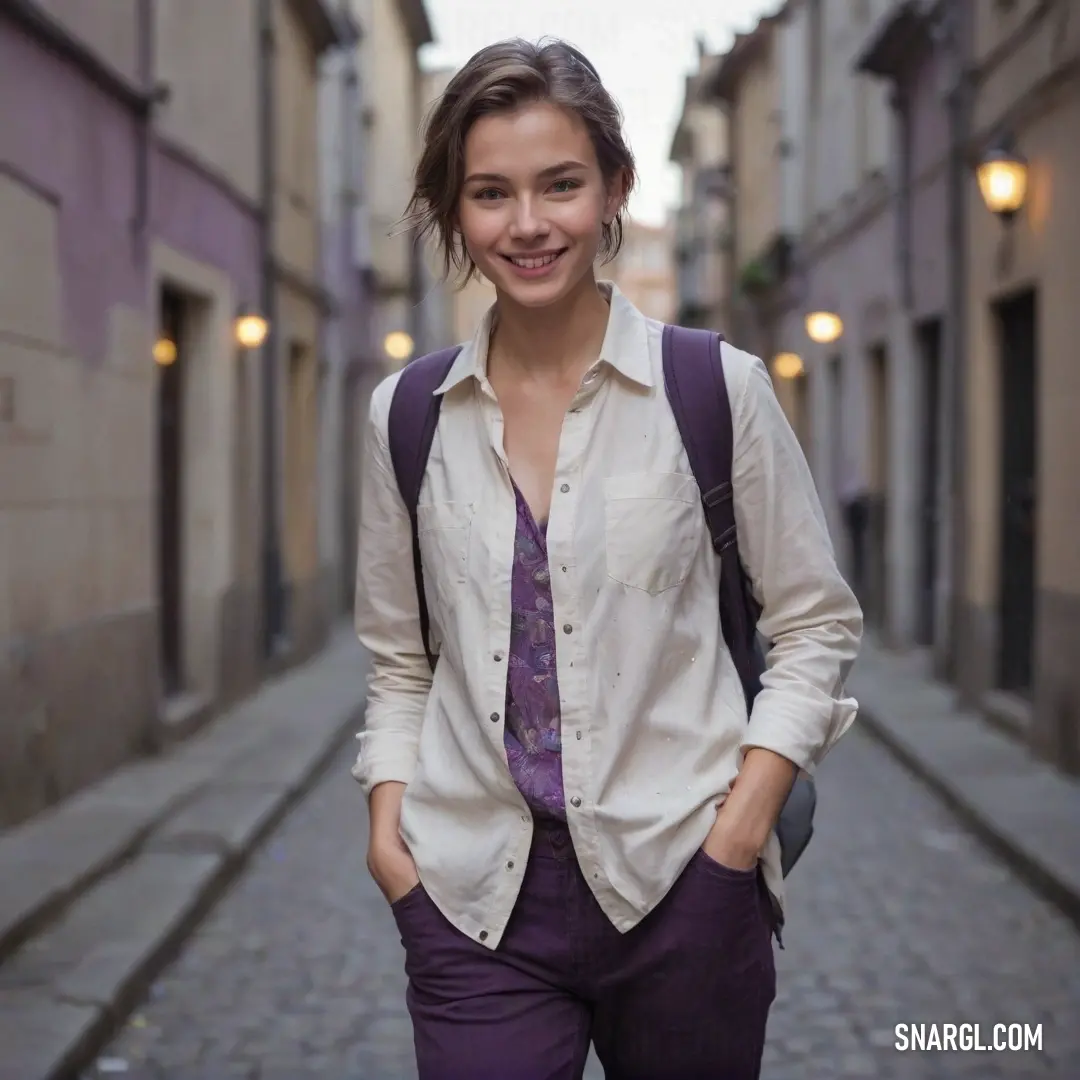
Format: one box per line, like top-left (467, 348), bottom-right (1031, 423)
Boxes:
top-left (457, 102), bottom-right (624, 310)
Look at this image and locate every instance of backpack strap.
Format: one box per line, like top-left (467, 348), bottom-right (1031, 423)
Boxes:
top-left (661, 325), bottom-right (764, 711)
top-left (387, 346), bottom-right (463, 672)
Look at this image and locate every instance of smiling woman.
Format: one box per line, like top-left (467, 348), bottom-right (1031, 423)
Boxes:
top-left (405, 39), bottom-right (635, 299)
top-left (353, 34), bottom-right (862, 1080)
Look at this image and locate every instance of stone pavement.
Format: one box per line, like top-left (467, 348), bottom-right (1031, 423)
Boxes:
top-left (850, 639), bottom-right (1080, 933)
top-left (0, 623), bottom-right (370, 1080)
top-left (94, 678), bottom-right (1079, 1077)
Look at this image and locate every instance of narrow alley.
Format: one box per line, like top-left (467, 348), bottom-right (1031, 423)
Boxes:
top-left (98, 726), bottom-right (1080, 1079)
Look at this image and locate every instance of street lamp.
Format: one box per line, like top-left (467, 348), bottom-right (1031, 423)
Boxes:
top-left (773, 352), bottom-right (804, 380)
top-left (805, 311), bottom-right (844, 345)
top-left (234, 311), bottom-right (269, 349)
top-left (383, 330), bottom-right (415, 363)
top-left (153, 337), bottom-right (177, 366)
top-left (975, 144), bottom-right (1028, 222)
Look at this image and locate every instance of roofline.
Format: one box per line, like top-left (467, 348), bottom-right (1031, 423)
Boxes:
top-left (704, 10), bottom-right (782, 103)
top-left (398, 0), bottom-right (434, 50)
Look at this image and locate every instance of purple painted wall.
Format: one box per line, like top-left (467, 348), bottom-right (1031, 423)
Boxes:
top-left (0, 23), bottom-right (261, 357)
top-left (0, 23), bottom-right (144, 364)
top-left (802, 206), bottom-right (895, 351)
top-left (152, 142), bottom-right (261, 305)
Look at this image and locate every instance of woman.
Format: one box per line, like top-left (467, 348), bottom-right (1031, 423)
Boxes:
top-left (353, 37), bottom-right (862, 1080)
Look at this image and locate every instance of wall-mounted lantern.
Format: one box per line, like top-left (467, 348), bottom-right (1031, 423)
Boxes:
top-left (383, 330), bottom-right (415, 363)
top-left (153, 337), bottom-right (177, 366)
top-left (235, 311), bottom-right (269, 349)
top-left (805, 311), bottom-right (844, 345)
top-left (975, 144), bottom-right (1028, 222)
top-left (773, 352), bottom-right (805, 380)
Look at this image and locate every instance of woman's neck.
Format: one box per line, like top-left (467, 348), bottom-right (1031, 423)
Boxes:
top-left (488, 273), bottom-right (611, 383)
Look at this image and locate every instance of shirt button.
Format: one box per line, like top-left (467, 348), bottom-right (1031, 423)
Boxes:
top-left (494, 652), bottom-right (503, 662)
top-left (506, 860), bottom-right (515, 870)
top-left (490, 712), bottom-right (500, 723)
top-left (560, 483), bottom-right (570, 493)
top-left (563, 624), bottom-right (573, 634)
top-left (576, 730), bottom-right (583, 740)
top-left (570, 796), bottom-right (582, 808)
top-left (479, 930), bottom-right (488, 941)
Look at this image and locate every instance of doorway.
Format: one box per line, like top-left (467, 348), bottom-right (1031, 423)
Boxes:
top-left (866, 344), bottom-right (889, 630)
top-left (995, 289), bottom-right (1037, 696)
top-left (157, 287), bottom-right (186, 696)
top-left (916, 319), bottom-right (943, 646)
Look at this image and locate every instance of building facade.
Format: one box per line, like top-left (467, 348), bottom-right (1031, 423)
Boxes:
top-left (695, 0), bottom-right (1080, 776)
top-left (855, 0), bottom-right (963, 669)
top-left (0, 0), bottom-right (352, 827)
top-left (266, 0), bottom-right (343, 661)
top-left (668, 41), bottom-right (730, 333)
top-left (0, 0), bottom-right (157, 824)
top-left (770, 0), bottom-right (911, 641)
top-left (607, 218), bottom-right (676, 323)
top-left (959, 0), bottom-right (1080, 772)
top-left (317, 2), bottom-right (369, 618)
top-left (363, 0), bottom-right (432, 371)
top-left (707, 11), bottom-right (786, 361)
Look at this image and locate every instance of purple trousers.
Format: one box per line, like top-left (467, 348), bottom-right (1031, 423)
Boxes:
top-left (391, 819), bottom-right (776, 1080)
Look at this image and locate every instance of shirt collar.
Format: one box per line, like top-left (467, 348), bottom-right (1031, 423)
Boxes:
top-left (432, 280), bottom-right (655, 396)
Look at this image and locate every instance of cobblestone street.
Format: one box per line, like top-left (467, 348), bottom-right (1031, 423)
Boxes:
top-left (97, 726), bottom-right (1080, 1080)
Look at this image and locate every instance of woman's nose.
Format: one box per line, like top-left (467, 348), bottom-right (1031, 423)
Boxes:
top-left (508, 197), bottom-right (549, 239)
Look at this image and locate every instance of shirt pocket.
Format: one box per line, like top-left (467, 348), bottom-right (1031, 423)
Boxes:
top-left (603, 472), bottom-right (700, 595)
top-left (416, 501), bottom-right (474, 616)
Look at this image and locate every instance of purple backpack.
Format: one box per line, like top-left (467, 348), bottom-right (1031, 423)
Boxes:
top-left (386, 325), bottom-right (815, 883)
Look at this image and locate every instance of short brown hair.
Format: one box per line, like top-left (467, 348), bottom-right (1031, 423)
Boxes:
top-left (405, 38), bottom-right (637, 283)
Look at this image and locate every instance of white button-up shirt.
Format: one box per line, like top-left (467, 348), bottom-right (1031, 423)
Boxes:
top-left (352, 283), bottom-right (862, 950)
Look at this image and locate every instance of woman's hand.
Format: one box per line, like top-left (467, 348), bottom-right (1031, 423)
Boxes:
top-left (367, 781), bottom-right (420, 904)
top-left (701, 812), bottom-right (762, 872)
top-left (701, 748), bottom-right (799, 871)
top-left (367, 833), bottom-right (421, 904)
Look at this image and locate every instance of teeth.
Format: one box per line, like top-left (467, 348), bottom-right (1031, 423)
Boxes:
top-left (510, 252), bottom-right (560, 269)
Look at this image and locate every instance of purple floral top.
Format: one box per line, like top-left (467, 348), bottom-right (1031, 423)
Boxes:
top-left (503, 484), bottom-right (567, 821)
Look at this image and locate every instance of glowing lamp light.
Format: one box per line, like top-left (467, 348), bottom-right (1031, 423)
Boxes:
top-left (153, 337), bottom-right (177, 366)
top-left (805, 311), bottom-right (844, 345)
top-left (383, 330), bottom-right (415, 362)
top-left (975, 147), bottom-right (1028, 220)
top-left (773, 352), bottom-right (805, 380)
top-left (235, 313), bottom-right (269, 349)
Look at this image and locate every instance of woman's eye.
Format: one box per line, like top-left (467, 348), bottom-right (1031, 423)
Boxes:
top-left (475, 188), bottom-right (503, 201)
top-left (551, 179), bottom-right (579, 194)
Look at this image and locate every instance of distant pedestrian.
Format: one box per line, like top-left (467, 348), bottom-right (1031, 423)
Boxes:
top-left (352, 36), bottom-right (862, 1080)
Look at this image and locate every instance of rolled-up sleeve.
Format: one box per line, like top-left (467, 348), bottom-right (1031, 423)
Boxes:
top-left (350, 378), bottom-right (433, 796)
top-left (728, 347), bottom-right (863, 773)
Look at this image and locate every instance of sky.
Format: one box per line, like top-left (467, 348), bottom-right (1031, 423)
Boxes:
top-left (419, 0), bottom-right (778, 227)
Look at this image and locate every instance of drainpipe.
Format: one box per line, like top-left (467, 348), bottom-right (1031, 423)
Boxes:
top-left (132, 0), bottom-right (155, 258)
top-left (258, 0), bottom-right (285, 655)
top-left (941, 0), bottom-right (971, 684)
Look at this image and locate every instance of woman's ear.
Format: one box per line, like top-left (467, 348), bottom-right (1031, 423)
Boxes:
top-left (603, 169), bottom-right (630, 224)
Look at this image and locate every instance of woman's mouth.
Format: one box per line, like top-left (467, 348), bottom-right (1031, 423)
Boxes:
top-left (500, 249), bottom-right (568, 278)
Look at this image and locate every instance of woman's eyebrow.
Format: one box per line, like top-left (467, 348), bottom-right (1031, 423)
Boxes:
top-left (464, 160), bottom-right (589, 184)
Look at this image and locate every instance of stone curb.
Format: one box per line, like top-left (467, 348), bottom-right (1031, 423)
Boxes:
top-left (2, 706), bottom-right (362, 1080)
top-left (0, 630), bottom-right (369, 1080)
top-left (855, 691), bottom-right (1075, 937)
